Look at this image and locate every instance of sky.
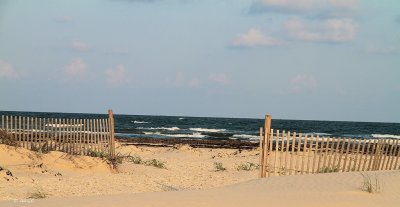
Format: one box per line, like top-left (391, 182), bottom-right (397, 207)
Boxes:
top-left (0, 0), bottom-right (399, 122)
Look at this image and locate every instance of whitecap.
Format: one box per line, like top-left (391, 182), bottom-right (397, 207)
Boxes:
top-left (232, 134), bottom-right (259, 140)
top-left (133, 120), bottom-right (150, 124)
top-left (137, 127), bottom-right (180, 131)
top-left (189, 128), bottom-right (226, 133)
top-left (372, 134), bottom-right (400, 139)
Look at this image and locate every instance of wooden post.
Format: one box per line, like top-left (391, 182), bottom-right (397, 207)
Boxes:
top-left (262, 114), bottom-right (272, 178)
top-left (259, 127), bottom-right (264, 178)
top-left (108, 109), bottom-right (115, 156)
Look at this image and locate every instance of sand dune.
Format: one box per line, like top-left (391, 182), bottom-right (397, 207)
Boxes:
top-left (1, 143), bottom-right (400, 207)
top-left (2, 170), bottom-right (400, 207)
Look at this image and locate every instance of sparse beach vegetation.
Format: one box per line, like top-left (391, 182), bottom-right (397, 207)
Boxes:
top-left (214, 162), bottom-right (226, 171)
top-left (236, 162), bottom-right (259, 171)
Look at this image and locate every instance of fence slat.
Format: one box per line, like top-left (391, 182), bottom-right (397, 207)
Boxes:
top-left (289, 132), bottom-right (296, 175)
top-left (284, 131), bottom-right (290, 174)
top-left (18, 116), bottom-right (22, 148)
top-left (300, 134), bottom-right (308, 174)
top-left (347, 138), bottom-right (357, 172)
top-left (356, 138), bottom-right (366, 171)
top-left (389, 139), bottom-right (399, 170)
top-left (393, 140), bottom-right (400, 170)
top-left (273, 130), bottom-right (279, 176)
top-left (306, 135), bottom-right (314, 174)
top-left (322, 136), bottom-right (330, 171)
top-left (342, 138), bottom-right (351, 172)
top-left (380, 139), bottom-right (389, 170)
top-left (385, 139), bottom-right (395, 170)
top-left (267, 128), bottom-right (273, 177)
top-left (311, 135), bottom-right (320, 174)
top-left (295, 133), bottom-right (302, 175)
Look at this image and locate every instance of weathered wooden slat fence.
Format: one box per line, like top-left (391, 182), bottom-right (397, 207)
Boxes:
top-left (259, 115), bottom-right (400, 178)
top-left (0, 109), bottom-right (115, 156)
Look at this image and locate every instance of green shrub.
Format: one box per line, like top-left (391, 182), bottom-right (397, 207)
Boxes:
top-left (144, 159), bottom-right (166, 169)
top-left (318, 166), bottom-right (339, 173)
top-left (0, 130), bottom-right (17, 147)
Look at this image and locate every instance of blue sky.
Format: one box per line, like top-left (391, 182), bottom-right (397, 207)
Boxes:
top-left (0, 0), bottom-right (399, 122)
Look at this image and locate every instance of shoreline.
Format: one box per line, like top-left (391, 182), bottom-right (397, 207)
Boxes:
top-left (116, 137), bottom-right (259, 149)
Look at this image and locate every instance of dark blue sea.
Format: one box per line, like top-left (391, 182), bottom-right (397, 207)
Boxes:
top-left (1, 111), bottom-right (399, 142)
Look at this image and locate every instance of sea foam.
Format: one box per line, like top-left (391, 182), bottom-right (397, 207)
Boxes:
top-left (189, 128), bottom-right (226, 133)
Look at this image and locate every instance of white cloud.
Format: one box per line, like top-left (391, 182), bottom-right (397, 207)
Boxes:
top-left (232, 28), bottom-right (284, 48)
top-left (290, 74), bottom-right (317, 93)
top-left (105, 64), bottom-right (131, 86)
top-left (0, 60), bottom-right (19, 80)
top-left (71, 41), bottom-right (90, 52)
top-left (286, 18), bottom-right (356, 42)
top-left (65, 58), bottom-right (87, 77)
top-left (209, 73), bottom-right (231, 85)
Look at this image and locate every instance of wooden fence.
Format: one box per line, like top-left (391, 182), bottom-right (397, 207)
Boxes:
top-left (259, 115), bottom-right (400, 178)
top-left (0, 109), bottom-right (115, 156)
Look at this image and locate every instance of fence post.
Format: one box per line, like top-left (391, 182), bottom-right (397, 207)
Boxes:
top-left (262, 114), bottom-right (272, 178)
top-left (108, 109), bottom-right (115, 156)
top-left (259, 127), bottom-right (264, 178)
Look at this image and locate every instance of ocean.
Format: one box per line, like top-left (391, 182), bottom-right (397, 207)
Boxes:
top-left (0, 111), bottom-right (399, 142)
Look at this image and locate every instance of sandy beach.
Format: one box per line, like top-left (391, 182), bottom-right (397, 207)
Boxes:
top-left (1, 142), bottom-right (400, 207)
